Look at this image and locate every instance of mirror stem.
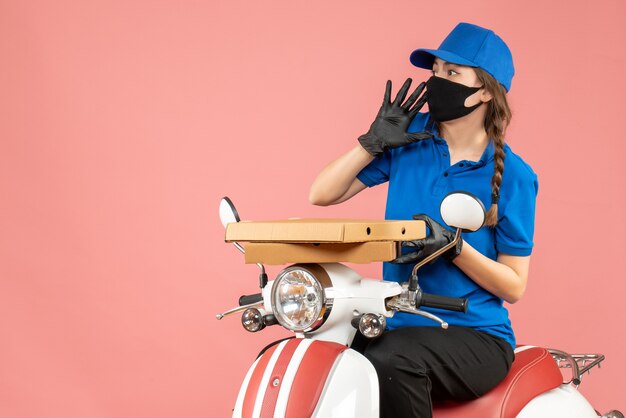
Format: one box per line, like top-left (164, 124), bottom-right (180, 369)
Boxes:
top-left (259, 271), bottom-right (268, 289)
top-left (408, 228), bottom-right (462, 303)
top-left (410, 228), bottom-right (462, 277)
top-left (232, 241), bottom-right (267, 288)
top-left (233, 241), bottom-right (245, 254)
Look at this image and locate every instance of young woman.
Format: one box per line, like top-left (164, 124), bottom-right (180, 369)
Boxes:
top-left (309, 23), bottom-right (538, 417)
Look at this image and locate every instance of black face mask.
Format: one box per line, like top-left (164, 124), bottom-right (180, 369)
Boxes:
top-left (426, 76), bottom-right (483, 123)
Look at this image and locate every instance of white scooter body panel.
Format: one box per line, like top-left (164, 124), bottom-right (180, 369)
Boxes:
top-left (311, 349), bottom-right (378, 418)
top-left (517, 384), bottom-right (598, 418)
top-left (262, 263), bottom-right (402, 346)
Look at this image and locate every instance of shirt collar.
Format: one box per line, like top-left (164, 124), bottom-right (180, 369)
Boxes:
top-left (425, 115), bottom-right (445, 144)
top-left (478, 140), bottom-right (495, 166)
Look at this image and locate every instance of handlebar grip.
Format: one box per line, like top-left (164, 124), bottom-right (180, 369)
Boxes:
top-left (419, 293), bottom-right (468, 313)
top-left (238, 293), bottom-right (263, 306)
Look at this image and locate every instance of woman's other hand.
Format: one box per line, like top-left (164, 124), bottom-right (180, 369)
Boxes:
top-left (392, 214), bottom-right (462, 264)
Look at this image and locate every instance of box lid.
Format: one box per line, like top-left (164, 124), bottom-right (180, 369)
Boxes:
top-left (225, 219), bottom-right (425, 243)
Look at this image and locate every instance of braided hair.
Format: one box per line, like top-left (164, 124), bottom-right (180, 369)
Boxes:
top-left (474, 68), bottom-right (512, 227)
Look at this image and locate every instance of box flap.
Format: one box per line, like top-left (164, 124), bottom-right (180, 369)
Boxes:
top-left (243, 242), bottom-right (398, 265)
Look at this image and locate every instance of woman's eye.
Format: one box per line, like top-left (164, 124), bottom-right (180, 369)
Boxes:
top-left (448, 69), bottom-right (458, 76)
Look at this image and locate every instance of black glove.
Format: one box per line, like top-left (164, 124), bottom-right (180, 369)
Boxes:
top-left (358, 78), bottom-right (432, 158)
top-left (392, 214), bottom-right (462, 264)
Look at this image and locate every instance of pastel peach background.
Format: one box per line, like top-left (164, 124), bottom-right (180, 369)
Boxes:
top-left (1, 1), bottom-right (625, 417)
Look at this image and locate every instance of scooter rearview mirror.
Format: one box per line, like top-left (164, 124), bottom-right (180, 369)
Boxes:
top-left (218, 196), bottom-right (267, 287)
top-left (439, 191), bottom-right (486, 232)
top-left (219, 196), bottom-right (241, 228)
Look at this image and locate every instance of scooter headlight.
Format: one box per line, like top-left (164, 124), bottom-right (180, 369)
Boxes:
top-left (271, 265), bottom-right (331, 332)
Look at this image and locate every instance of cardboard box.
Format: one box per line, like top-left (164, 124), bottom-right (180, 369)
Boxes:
top-left (225, 219), bottom-right (425, 243)
top-left (243, 241), bottom-right (399, 265)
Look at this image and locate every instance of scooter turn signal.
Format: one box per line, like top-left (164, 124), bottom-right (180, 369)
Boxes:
top-left (358, 313), bottom-right (386, 339)
top-left (241, 308), bottom-right (265, 332)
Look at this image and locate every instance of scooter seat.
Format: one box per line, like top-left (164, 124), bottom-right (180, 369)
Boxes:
top-left (432, 346), bottom-right (563, 418)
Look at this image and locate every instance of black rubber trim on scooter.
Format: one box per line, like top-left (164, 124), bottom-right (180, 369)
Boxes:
top-left (419, 292), bottom-right (468, 313)
top-left (239, 293), bottom-right (263, 306)
top-left (256, 337), bottom-right (296, 359)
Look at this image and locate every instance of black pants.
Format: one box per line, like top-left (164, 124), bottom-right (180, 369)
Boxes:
top-left (352, 326), bottom-right (514, 418)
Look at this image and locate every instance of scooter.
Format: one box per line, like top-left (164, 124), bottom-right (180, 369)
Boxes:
top-left (216, 193), bottom-right (623, 418)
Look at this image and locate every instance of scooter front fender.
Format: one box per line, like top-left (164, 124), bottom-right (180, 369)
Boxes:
top-left (232, 338), bottom-right (378, 418)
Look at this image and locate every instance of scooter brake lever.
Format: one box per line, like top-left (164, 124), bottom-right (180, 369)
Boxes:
top-left (216, 301), bottom-right (264, 320)
top-left (387, 297), bottom-right (449, 329)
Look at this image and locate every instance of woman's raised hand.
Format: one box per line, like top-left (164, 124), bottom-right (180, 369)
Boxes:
top-left (358, 78), bottom-right (432, 158)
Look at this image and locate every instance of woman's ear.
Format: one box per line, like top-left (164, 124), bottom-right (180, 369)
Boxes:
top-left (480, 88), bottom-right (493, 103)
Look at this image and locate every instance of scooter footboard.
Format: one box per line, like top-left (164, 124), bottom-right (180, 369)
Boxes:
top-left (232, 338), bottom-right (379, 418)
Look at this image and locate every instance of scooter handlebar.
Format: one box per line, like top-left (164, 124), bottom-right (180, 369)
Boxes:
top-left (239, 293), bottom-right (263, 306)
top-left (419, 292), bottom-right (468, 313)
